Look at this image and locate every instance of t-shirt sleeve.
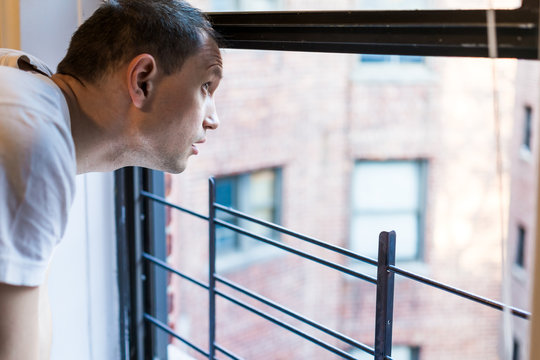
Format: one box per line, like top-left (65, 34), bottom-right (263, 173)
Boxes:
top-left (0, 103), bottom-right (75, 286)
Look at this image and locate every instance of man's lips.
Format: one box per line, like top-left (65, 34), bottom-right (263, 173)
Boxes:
top-left (191, 139), bottom-right (206, 155)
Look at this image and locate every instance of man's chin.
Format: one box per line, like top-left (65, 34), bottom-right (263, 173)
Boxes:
top-left (140, 154), bottom-right (189, 174)
top-left (163, 158), bottom-right (188, 174)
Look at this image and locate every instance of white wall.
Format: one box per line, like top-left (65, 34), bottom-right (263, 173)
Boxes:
top-left (19, 1), bottom-right (120, 359)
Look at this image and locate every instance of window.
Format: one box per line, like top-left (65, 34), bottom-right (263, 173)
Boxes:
top-left (360, 54), bottom-right (425, 64)
top-left (522, 105), bottom-right (533, 152)
top-left (354, 0), bottom-right (432, 83)
top-left (352, 345), bottom-right (420, 360)
top-left (513, 338), bottom-right (520, 360)
top-left (118, 3), bottom-right (536, 360)
top-left (212, 0), bottom-right (278, 11)
top-left (207, 0), bottom-right (522, 11)
top-left (355, 52), bottom-right (433, 83)
top-left (351, 160), bottom-right (426, 261)
top-left (215, 168), bottom-right (282, 255)
top-left (515, 225), bottom-right (526, 268)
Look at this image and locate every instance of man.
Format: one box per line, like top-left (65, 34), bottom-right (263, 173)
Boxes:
top-left (0, 1), bottom-right (222, 359)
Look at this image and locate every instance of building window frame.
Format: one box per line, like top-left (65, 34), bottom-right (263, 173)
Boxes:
top-left (350, 159), bottom-right (428, 263)
top-left (214, 168), bottom-right (283, 271)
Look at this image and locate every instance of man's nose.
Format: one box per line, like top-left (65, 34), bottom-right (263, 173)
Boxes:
top-left (203, 99), bottom-right (219, 130)
top-left (204, 112), bottom-right (219, 130)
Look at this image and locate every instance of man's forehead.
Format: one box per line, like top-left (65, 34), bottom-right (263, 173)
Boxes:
top-left (198, 39), bottom-right (223, 75)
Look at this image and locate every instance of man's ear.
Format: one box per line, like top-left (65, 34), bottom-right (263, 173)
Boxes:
top-left (127, 54), bottom-right (158, 109)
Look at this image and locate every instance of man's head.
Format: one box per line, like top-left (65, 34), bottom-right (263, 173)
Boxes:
top-left (57, 0), bottom-right (217, 83)
top-left (55, 0), bottom-right (222, 174)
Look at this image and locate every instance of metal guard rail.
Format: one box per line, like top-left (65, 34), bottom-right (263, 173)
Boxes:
top-left (139, 178), bottom-right (530, 360)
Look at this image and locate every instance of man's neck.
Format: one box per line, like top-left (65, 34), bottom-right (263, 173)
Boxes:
top-left (50, 73), bottom-right (131, 174)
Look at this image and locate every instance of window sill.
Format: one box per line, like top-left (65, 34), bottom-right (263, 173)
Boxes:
top-left (512, 264), bottom-right (528, 284)
top-left (519, 145), bottom-right (533, 162)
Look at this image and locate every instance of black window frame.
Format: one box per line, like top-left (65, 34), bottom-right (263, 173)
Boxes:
top-left (116, 2), bottom-right (540, 359)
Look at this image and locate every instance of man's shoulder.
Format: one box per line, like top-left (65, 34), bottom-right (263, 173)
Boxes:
top-left (0, 55), bottom-right (75, 182)
top-left (0, 65), bottom-right (57, 99)
top-left (0, 66), bottom-right (70, 128)
top-left (0, 48), bottom-right (58, 109)
top-left (0, 48), bottom-right (53, 76)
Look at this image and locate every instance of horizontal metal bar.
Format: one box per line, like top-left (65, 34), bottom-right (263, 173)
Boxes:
top-left (208, 8), bottom-right (539, 59)
top-left (140, 190), bottom-right (209, 221)
top-left (388, 265), bottom-right (531, 320)
top-left (215, 203), bottom-right (378, 266)
top-left (215, 290), bottom-right (362, 360)
top-left (144, 313), bottom-right (210, 358)
top-left (215, 274), bottom-right (374, 355)
top-left (215, 344), bottom-right (244, 360)
top-left (208, 8), bottom-right (536, 24)
top-left (215, 218), bottom-right (377, 284)
top-left (143, 252), bottom-right (209, 290)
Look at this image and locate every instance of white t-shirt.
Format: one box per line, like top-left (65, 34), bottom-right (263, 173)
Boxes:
top-left (0, 49), bottom-right (76, 286)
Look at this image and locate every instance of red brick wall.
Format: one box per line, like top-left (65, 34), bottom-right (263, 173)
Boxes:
top-left (507, 60), bottom-right (540, 360)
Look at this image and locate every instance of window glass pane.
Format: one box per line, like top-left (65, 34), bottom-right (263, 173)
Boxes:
top-left (353, 161), bottom-right (420, 210)
top-left (352, 213), bottom-right (418, 259)
top-left (360, 54), bottom-right (393, 63)
top-left (351, 345), bottom-right (418, 359)
top-left (249, 169), bottom-right (275, 208)
top-left (515, 225), bottom-right (526, 267)
top-left (399, 55), bottom-right (425, 64)
top-left (523, 106), bottom-right (533, 151)
top-left (216, 177), bottom-right (235, 207)
top-left (192, 0), bottom-right (522, 11)
top-left (215, 177), bottom-right (238, 252)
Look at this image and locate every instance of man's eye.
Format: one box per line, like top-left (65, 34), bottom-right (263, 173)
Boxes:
top-left (202, 82), bottom-right (211, 93)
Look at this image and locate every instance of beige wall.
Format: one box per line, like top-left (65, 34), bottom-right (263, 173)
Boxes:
top-left (0, 0), bottom-right (20, 49)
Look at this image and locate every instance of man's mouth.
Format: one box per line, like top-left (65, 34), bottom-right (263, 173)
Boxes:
top-left (191, 139), bottom-right (206, 155)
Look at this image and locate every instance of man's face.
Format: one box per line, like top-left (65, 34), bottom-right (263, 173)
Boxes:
top-left (141, 36), bottom-right (222, 173)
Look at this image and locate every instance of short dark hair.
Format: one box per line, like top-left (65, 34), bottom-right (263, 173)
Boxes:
top-left (57, 0), bottom-right (217, 82)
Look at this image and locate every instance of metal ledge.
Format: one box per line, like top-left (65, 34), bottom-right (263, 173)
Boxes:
top-left (208, 0), bottom-right (540, 59)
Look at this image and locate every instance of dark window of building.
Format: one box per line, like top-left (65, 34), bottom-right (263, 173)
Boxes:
top-left (351, 345), bottom-right (420, 359)
top-left (523, 106), bottom-right (533, 151)
top-left (215, 168), bottom-right (282, 254)
top-left (513, 338), bottom-right (520, 360)
top-left (360, 54), bottom-right (425, 64)
top-left (516, 225), bottom-right (526, 268)
top-left (351, 160), bottom-right (427, 261)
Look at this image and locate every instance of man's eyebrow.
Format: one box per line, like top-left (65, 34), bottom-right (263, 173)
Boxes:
top-left (210, 66), bottom-right (223, 79)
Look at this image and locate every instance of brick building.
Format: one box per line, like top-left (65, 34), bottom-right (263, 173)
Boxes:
top-left (163, 1), bottom-right (528, 359)
top-left (507, 60), bottom-right (539, 360)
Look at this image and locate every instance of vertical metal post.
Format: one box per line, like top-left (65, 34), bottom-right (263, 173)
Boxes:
top-left (374, 231), bottom-right (396, 360)
top-left (133, 167), bottom-right (145, 360)
top-left (145, 170), bottom-right (168, 360)
top-left (115, 166), bottom-right (145, 360)
top-left (208, 177), bottom-right (217, 360)
top-left (115, 168), bottom-right (132, 360)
